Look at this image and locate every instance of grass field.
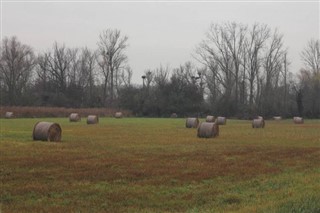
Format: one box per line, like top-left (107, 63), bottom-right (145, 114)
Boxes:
top-left (1, 117), bottom-right (319, 212)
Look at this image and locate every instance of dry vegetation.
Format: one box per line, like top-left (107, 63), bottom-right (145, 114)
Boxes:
top-left (1, 117), bottom-right (319, 212)
top-left (0, 106), bottom-right (131, 118)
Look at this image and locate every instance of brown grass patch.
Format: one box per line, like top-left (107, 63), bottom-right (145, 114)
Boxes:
top-left (0, 106), bottom-right (131, 118)
top-left (3, 145), bottom-right (316, 186)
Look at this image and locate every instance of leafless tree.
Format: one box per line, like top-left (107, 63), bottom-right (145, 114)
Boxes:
top-left (171, 62), bottom-right (198, 85)
top-left (197, 23), bottom-right (234, 100)
top-left (224, 22), bottom-right (247, 107)
top-left (258, 30), bottom-right (286, 113)
top-left (96, 49), bottom-right (109, 103)
top-left (204, 62), bottom-right (221, 105)
top-left (196, 22), bottom-right (247, 114)
top-left (196, 22), bottom-right (292, 116)
top-left (264, 30), bottom-right (286, 90)
top-left (68, 48), bottom-right (80, 86)
top-left (97, 29), bottom-right (128, 105)
top-left (154, 65), bottom-right (169, 87)
top-left (35, 52), bottom-right (51, 104)
top-left (301, 39), bottom-right (320, 75)
top-left (79, 47), bottom-right (96, 104)
top-left (281, 53), bottom-right (291, 115)
top-left (119, 66), bottom-right (132, 88)
top-left (142, 70), bottom-right (153, 89)
top-left (0, 36), bottom-right (35, 105)
top-left (36, 45), bottom-right (96, 106)
top-left (298, 39), bottom-right (320, 117)
top-left (43, 42), bottom-right (72, 92)
top-left (245, 23), bottom-right (270, 106)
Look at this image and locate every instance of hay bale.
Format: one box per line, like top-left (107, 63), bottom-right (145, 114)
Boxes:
top-left (5, 112), bottom-right (13, 118)
top-left (186, 117), bottom-right (199, 128)
top-left (273, 116), bottom-right (282, 120)
top-left (114, 112), bottom-right (123, 118)
top-left (216, 116), bottom-right (226, 125)
top-left (293, 117), bottom-right (304, 124)
top-left (69, 113), bottom-right (81, 122)
top-left (170, 113), bottom-right (178, 118)
top-left (197, 122), bottom-right (219, 138)
top-left (33, 121), bottom-right (62, 142)
top-left (252, 118), bottom-right (265, 128)
top-left (257, 116), bottom-right (264, 120)
top-left (87, 115), bottom-right (99, 124)
top-left (206, 115), bottom-right (215, 123)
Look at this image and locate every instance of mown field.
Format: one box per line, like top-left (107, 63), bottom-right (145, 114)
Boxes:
top-left (1, 117), bottom-right (320, 212)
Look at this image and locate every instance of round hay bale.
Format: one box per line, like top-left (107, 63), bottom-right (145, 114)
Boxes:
top-left (87, 115), bottom-right (99, 124)
top-left (293, 117), bottom-right (304, 124)
top-left (216, 116), bottom-right (226, 125)
top-left (170, 113), bottom-right (178, 118)
top-left (114, 112), bottom-right (123, 118)
top-left (252, 118), bottom-right (265, 128)
top-left (257, 116), bottom-right (264, 120)
top-left (197, 122), bottom-right (219, 138)
top-left (69, 113), bottom-right (81, 122)
top-left (273, 116), bottom-right (282, 120)
top-left (206, 115), bottom-right (215, 123)
top-left (5, 112), bottom-right (14, 118)
top-left (186, 117), bottom-right (199, 128)
top-left (33, 121), bottom-right (62, 142)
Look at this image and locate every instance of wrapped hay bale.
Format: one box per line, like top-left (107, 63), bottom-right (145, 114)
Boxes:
top-left (33, 121), bottom-right (62, 142)
top-left (5, 112), bottom-right (14, 118)
top-left (206, 115), bottom-right (215, 123)
top-left (293, 117), bottom-right (304, 124)
top-left (69, 113), bottom-right (81, 122)
top-left (252, 118), bottom-right (265, 128)
top-left (186, 117), bottom-right (199, 128)
top-left (170, 113), bottom-right (178, 118)
top-left (114, 112), bottom-right (123, 118)
top-left (87, 115), bottom-right (99, 124)
top-left (197, 122), bottom-right (219, 138)
top-left (216, 116), bottom-right (226, 125)
top-left (273, 116), bottom-right (282, 120)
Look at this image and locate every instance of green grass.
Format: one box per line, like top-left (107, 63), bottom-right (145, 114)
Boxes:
top-left (1, 118), bottom-right (319, 212)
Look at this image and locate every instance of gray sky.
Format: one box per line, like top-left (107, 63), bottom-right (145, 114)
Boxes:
top-left (1, 1), bottom-right (319, 84)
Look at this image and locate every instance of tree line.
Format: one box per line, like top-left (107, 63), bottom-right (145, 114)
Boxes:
top-left (0, 23), bottom-right (319, 118)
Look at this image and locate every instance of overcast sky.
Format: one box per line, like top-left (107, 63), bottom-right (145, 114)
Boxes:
top-left (1, 1), bottom-right (319, 84)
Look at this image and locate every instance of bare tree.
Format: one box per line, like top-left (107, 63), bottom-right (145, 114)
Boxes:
top-left (204, 62), bottom-right (221, 105)
top-left (298, 39), bottom-right (320, 117)
top-left (96, 50), bottom-right (109, 104)
top-left (154, 65), bottom-right (169, 87)
top-left (79, 48), bottom-right (96, 105)
top-left (197, 23), bottom-right (234, 101)
top-left (37, 54), bottom-right (49, 87)
top-left (224, 22), bottom-right (247, 108)
top-left (196, 22), bottom-right (247, 115)
top-left (281, 53), bottom-right (291, 115)
top-left (119, 66), bottom-right (132, 88)
top-left (0, 36), bottom-right (35, 105)
top-left (196, 22), bottom-right (292, 117)
top-left (36, 53), bottom-right (51, 104)
top-left (259, 30), bottom-right (287, 114)
top-left (36, 45), bottom-right (96, 106)
top-left (142, 70), bottom-right (153, 90)
top-left (264, 30), bottom-right (285, 90)
top-left (245, 23), bottom-right (270, 107)
top-left (97, 29), bottom-right (128, 105)
top-left (301, 39), bottom-right (320, 75)
top-left (68, 48), bottom-right (80, 86)
top-left (44, 42), bottom-right (72, 93)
